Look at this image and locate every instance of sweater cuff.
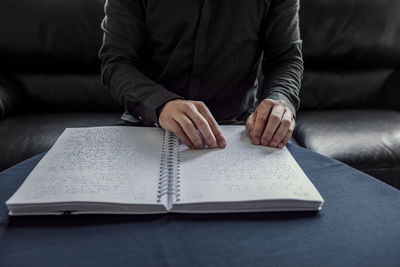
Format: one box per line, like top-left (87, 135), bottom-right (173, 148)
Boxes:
top-left (263, 91), bottom-right (297, 119)
top-left (125, 88), bottom-right (184, 127)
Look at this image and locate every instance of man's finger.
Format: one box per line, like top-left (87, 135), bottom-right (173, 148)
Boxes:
top-left (170, 120), bottom-right (195, 149)
top-left (278, 119), bottom-right (295, 149)
top-left (260, 103), bottom-right (286, 146)
top-left (184, 106), bottom-right (217, 149)
top-left (246, 113), bottom-right (255, 136)
top-left (196, 102), bottom-right (226, 148)
top-left (268, 110), bottom-right (292, 148)
top-left (175, 114), bottom-right (205, 149)
top-left (252, 103), bottom-right (273, 145)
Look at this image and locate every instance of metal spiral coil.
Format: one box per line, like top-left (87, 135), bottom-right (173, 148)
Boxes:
top-left (157, 131), bottom-right (181, 204)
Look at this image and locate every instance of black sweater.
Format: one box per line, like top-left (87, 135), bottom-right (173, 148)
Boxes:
top-left (99, 0), bottom-right (303, 126)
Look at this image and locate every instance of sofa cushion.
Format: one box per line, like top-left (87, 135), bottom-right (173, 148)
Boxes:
top-left (299, 69), bottom-right (392, 110)
top-left (0, 112), bottom-right (121, 171)
top-left (0, 0), bottom-right (105, 73)
top-left (13, 73), bottom-right (122, 112)
top-left (300, 0), bottom-right (400, 69)
top-left (294, 110), bottom-right (400, 188)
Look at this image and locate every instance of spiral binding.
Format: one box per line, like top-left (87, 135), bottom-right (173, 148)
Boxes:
top-left (157, 131), bottom-right (181, 205)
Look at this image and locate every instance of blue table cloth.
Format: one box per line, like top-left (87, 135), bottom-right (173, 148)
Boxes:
top-left (0, 144), bottom-right (399, 267)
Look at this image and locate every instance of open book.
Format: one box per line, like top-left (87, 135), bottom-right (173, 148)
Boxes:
top-left (6, 126), bottom-right (324, 215)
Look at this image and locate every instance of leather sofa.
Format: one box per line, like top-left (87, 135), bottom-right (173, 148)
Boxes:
top-left (294, 0), bottom-right (400, 189)
top-left (0, 0), bottom-right (399, 189)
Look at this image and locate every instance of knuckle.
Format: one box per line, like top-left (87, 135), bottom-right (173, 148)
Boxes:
top-left (273, 135), bottom-right (282, 142)
top-left (197, 120), bottom-right (208, 129)
top-left (278, 100), bottom-right (287, 107)
top-left (264, 130), bottom-right (274, 138)
top-left (194, 101), bottom-right (207, 111)
top-left (262, 99), bottom-right (273, 105)
top-left (258, 114), bottom-right (268, 121)
top-left (181, 121), bottom-right (191, 130)
top-left (182, 102), bottom-right (195, 111)
top-left (179, 103), bottom-right (188, 111)
top-left (255, 115), bottom-right (266, 123)
top-left (269, 114), bottom-right (281, 122)
top-left (252, 128), bottom-right (261, 135)
top-left (173, 126), bottom-right (182, 134)
top-left (282, 119), bottom-right (291, 127)
top-left (197, 105), bottom-right (206, 113)
top-left (197, 101), bottom-right (205, 106)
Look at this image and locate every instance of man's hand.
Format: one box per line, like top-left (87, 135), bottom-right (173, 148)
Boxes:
top-left (246, 99), bottom-right (295, 149)
top-left (158, 100), bottom-right (226, 149)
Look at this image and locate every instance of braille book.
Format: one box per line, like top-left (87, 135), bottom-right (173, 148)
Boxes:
top-left (6, 126), bottom-right (324, 215)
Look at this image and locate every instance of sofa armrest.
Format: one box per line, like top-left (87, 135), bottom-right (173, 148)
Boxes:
top-left (0, 74), bottom-right (23, 119)
top-left (383, 69), bottom-right (400, 110)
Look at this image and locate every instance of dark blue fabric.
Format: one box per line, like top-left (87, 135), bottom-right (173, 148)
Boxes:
top-left (0, 144), bottom-right (399, 267)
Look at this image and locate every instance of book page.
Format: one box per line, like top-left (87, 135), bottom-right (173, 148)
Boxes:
top-left (178, 126), bottom-right (323, 204)
top-left (7, 127), bottom-right (164, 205)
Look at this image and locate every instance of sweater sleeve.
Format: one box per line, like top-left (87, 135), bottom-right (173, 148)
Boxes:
top-left (98, 0), bottom-right (184, 126)
top-left (261, 0), bottom-right (304, 118)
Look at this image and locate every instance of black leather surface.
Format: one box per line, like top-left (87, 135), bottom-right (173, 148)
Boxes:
top-left (294, 110), bottom-right (400, 187)
top-left (299, 0), bottom-right (400, 69)
top-left (0, 0), bottom-right (105, 73)
top-left (14, 73), bottom-right (122, 112)
top-left (294, 109), bottom-right (400, 168)
top-left (0, 112), bottom-right (121, 172)
top-left (299, 69), bottom-right (393, 110)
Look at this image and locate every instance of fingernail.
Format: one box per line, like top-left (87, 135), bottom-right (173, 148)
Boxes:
top-left (220, 141), bottom-right (226, 148)
top-left (261, 139), bottom-right (268, 146)
top-left (270, 141), bottom-right (277, 147)
top-left (254, 139), bottom-right (260, 145)
top-left (278, 143), bottom-right (284, 148)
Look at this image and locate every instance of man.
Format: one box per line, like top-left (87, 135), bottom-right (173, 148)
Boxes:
top-left (99, 0), bottom-right (303, 150)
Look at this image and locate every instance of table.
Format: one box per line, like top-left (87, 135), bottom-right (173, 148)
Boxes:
top-left (0, 144), bottom-right (399, 267)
